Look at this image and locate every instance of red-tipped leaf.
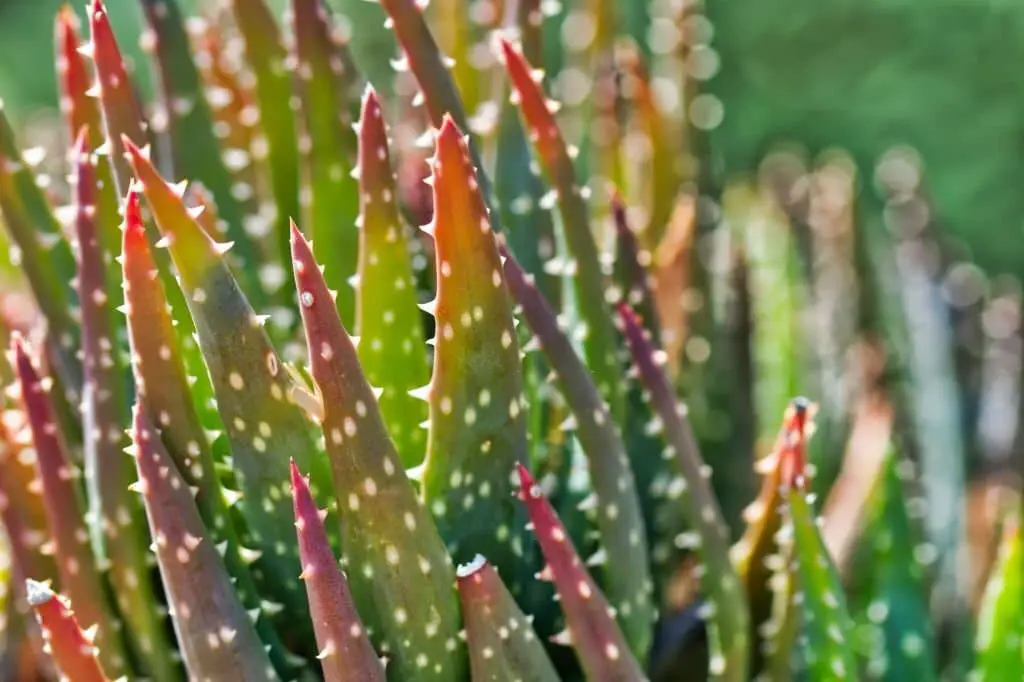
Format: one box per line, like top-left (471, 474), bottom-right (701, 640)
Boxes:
top-left (515, 463), bottom-right (645, 682)
top-left (10, 337), bottom-right (127, 677)
top-left (26, 580), bottom-right (111, 682)
top-left (290, 461), bottom-right (383, 682)
top-left (291, 222), bottom-right (464, 681)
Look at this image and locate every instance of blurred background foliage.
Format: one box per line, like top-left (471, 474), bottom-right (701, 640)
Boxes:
top-left (2, 0), bottom-right (1023, 269)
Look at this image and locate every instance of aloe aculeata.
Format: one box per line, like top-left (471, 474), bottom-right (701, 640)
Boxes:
top-left (0, 0), bottom-right (1016, 681)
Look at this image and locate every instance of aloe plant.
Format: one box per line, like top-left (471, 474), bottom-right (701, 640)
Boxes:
top-left (0, 1), bottom-right (1014, 681)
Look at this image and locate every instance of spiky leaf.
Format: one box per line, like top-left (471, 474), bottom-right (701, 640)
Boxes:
top-left (290, 461), bottom-right (384, 682)
top-left (25, 580), bottom-right (110, 682)
top-left (515, 464), bottom-right (646, 682)
top-left (124, 138), bottom-right (325, 643)
top-left (353, 89), bottom-right (428, 468)
top-left (139, 0), bottom-right (265, 304)
top-left (290, 0), bottom-right (362, 327)
top-left (88, 0), bottom-right (152, 196)
top-left (456, 555), bottom-right (560, 682)
top-left (974, 513), bottom-right (1022, 680)
top-left (73, 131), bottom-right (178, 680)
top-left (121, 189), bottom-right (307, 680)
top-left (619, 304), bottom-right (749, 682)
top-left (226, 0), bottom-right (301, 289)
top-left (500, 39), bottom-right (624, 424)
top-left (130, 404), bottom-right (279, 681)
top-left (501, 246), bottom-right (653, 658)
top-left (0, 108), bottom-right (80, 396)
top-left (420, 117), bottom-right (529, 577)
top-left (291, 223), bottom-right (464, 681)
top-left (11, 337), bottom-right (127, 678)
top-left (781, 440), bottom-right (858, 681)
top-left (375, 0), bottom-right (498, 225)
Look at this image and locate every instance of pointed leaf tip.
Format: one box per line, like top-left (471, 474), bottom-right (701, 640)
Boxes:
top-left (513, 463), bottom-right (646, 682)
top-left (25, 578), bottom-right (53, 607)
top-left (290, 459), bottom-right (383, 682)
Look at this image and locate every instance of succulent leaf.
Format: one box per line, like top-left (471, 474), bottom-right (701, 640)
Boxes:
top-left (780, 439), bottom-right (858, 681)
top-left (501, 245), bottom-right (654, 659)
top-left (611, 195), bottom-right (658, 335)
top-left (619, 304), bottom-right (749, 682)
top-left (375, 0), bottom-right (499, 226)
top-left (456, 555), bottom-right (560, 682)
top-left (850, 453), bottom-right (938, 682)
top-left (130, 404), bottom-right (280, 681)
top-left (973, 513), bottom-right (1022, 680)
top-left (120, 189), bottom-right (305, 679)
top-left (88, 0), bottom-right (153, 196)
top-left (291, 222), bottom-right (465, 682)
top-left (722, 183), bottom-right (807, 460)
top-left (420, 117), bottom-right (530, 579)
top-left (290, 461), bottom-right (384, 682)
top-left (290, 0), bottom-right (363, 328)
top-left (500, 39), bottom-right (625, 425)
top-left (56, 8), bottom-right (104, 148)
top-left (139, 0), bottom-right (266, 305)
top-left (124, 138), bottom-right (326, 644)
top-left (0, 107), bottom-right (81, 397)
top-left (616, 46), bottom-right (679, 251)
top-left (354, 89), bottom-right (429, 469)
top-left (25, 580), bottom-right (111, 682)
top-left (73, 130), bottom-right (180, 681)
top-left (11, 337), bottom-right (127, 678)
top-left (515, 463), bottom-right (647, 682)
top-left (226, 0), bottom-right (302, 291)
top-left (0, 415), bottom-right (59, 590)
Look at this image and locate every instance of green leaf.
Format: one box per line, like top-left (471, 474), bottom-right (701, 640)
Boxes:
top-left (139, 0), bottom-right (267, 307)
top-left (419, 117), bottom-right (530, 581)
top-left (851, 453), bottom-right (938, 682)
top-left (376, 0), bottom-right (499, 228)
top-left (121, 189), bottom-right (310, 680)
top-left (974, 513), bottom-right (1022, 681)
top-left (456, 555), bottom-right (560, 682)
top-left (353, 89), bottom-right (429, 469)
top-left (501, 246), bottom-right (654, 659)
top-left (722, 182), bottom-right (805, 456)
top-left (619, 303), bottom-right (749, 682)
top-left (291, 223), bottom-right (465, 682)
top-left (0, 107), bottom-right (80, 397)
top-left (125, 139), bottom-right (327, 651)
top-left (226, 0), bottom-right (302, 301)
top-left (500, 39), bottom-right (625, 425)
top-left (782, 439), bottom-right (858, 681)
top-left (290, 0), bottom-right (363, 328)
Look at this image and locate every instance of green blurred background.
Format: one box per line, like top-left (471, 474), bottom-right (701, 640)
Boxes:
top-left (3, 0), bottom-right (1022, 277)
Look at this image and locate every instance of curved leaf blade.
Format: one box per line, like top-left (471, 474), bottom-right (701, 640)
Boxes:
top-left (130, 404), bottom-right (279, 681)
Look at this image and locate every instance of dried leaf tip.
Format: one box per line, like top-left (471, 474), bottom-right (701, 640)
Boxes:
top-left (25, 578), bottom-right (55, 607)
top-left (779, 397), bottom-right (814, 490)
top-left (455, 554), bottom-right (488, 579)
